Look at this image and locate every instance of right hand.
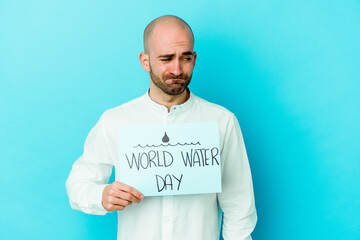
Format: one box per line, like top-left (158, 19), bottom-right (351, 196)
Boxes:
top-left (102, 181), bottom-right (144, 212)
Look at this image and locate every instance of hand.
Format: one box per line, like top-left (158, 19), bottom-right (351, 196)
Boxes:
top-left (102, 181), bottom-right (144, 212)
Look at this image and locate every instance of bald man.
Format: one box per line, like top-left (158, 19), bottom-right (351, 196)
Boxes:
top-left (66, 15), bottom-right (257, 240)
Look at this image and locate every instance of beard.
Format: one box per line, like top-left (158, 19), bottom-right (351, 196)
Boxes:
top-left (149, 64), bottom-right (192, 95)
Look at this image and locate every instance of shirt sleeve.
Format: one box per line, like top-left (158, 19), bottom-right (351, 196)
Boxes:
top-left (217, 114), bottom-right (257, 240)
top-left (65, 112), bottom-right (114, 215)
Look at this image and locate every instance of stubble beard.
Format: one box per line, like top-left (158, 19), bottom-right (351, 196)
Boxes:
top-left (149, 64), bottom-right (192, 96)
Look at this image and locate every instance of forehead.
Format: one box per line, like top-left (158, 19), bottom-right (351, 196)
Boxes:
top-left (149, 23), bottom-right (194, 55)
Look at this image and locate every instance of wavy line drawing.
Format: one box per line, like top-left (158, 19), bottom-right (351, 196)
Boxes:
top-left (133, 142), bottom-right (201, 148)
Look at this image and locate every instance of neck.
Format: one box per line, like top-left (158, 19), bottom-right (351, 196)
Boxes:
top-left (148, 86), bottom-right (190, 112)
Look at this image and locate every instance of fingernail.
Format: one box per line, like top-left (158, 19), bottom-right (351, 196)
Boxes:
top-left (140, 194), bottom-right (144, 199)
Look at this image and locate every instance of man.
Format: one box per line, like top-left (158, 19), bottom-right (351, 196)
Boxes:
top-left (66, 15), bottom-right (257, 240)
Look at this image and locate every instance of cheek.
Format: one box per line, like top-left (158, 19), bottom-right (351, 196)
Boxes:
top-left (183, 64), bottom-right (195, 73)
top-left (152, 62), bottom-right (167, 72)
top-left (158, 65), bottom-right (171, 75)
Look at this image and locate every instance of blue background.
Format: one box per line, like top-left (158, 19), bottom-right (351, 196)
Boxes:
top-left (1, 0), bottom-right (359, 239)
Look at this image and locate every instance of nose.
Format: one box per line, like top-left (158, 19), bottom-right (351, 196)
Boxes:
top-left (170, 59), bottom-right (182, 76)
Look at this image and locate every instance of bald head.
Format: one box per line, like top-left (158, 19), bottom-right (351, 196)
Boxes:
top-left (143, 15), bottom-right (194, 54)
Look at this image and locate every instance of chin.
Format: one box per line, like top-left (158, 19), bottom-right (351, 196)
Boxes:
top-left (167, 87), bottom-right (187, 95)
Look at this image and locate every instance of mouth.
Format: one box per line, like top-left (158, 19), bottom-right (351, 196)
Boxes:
top-left (165, 79), bottom-right (186, 84)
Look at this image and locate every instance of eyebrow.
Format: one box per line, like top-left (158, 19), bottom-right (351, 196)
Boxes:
top-left (182, 51), bottom-right (194, 56)
top-left (158, 51), bottom-right (193, 58)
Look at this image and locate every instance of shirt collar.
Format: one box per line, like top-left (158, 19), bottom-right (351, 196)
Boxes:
top-left (143, 88), bottom-right (195, 113)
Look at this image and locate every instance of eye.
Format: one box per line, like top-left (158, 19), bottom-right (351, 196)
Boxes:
top-left (160, 58), bottom-right (171, 62)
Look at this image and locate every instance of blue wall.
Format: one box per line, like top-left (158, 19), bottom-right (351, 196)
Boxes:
top-left (1, 1), bottom-right (359, 239)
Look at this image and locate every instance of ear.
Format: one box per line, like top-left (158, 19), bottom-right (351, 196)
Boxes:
top-left (139, 52), bottom-right (150, 72)
top-left (193, 51), bottom-right (197, 67)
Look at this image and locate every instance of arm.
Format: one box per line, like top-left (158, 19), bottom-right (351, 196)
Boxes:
top-left (217, 114), bottom-right (257, 239)
top-left (65, 113), bottom-right (143, 215)
top-left (65, 113), bottom-right (114, 215)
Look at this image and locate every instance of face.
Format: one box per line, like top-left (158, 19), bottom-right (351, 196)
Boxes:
top-left (149, 58), bottom-right (193, 95)
top-left (142, 23), bottom-right (197, 96)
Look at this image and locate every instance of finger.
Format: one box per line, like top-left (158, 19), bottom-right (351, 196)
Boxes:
top-left (114, 182), bottom-right (144, 202)
top-left (103, 196), bottom-right (131, 212)
top-left (118, 190), bottom-right (142, 203)
top-left (105, 204), bottom-right (125, 212)
top-left (108, 195), bottom-right (132, 207)
top-left (108, 187), bottom-right (139, 203)
top-left (111, 205), bottom-right (125, 211)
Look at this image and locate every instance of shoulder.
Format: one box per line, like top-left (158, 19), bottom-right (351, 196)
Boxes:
top-left (191, 95), bottom-right (241, 150)
top-left (192, 94), bottom-right (235, 120)
top-left (99, 94), bottom-right (146, 123)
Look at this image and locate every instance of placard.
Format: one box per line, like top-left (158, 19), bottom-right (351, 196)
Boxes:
top-left (118, 122), bottom-right (221, 196)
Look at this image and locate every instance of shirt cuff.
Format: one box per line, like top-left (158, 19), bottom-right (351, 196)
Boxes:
top-left (88, 183), bottom-right (109, 215)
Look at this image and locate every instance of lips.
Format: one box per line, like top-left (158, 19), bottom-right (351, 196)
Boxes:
top-left (165, 78), bottom-right (186, 84)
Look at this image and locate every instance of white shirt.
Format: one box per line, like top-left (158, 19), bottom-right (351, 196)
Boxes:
top-left (66, 91), bottom-right (257, 240)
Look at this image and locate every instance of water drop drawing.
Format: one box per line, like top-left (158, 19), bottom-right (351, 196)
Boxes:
top-left (162, 132), bottom-right (170, 143)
